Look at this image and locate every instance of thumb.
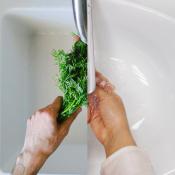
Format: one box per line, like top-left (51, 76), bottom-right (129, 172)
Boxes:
top-left (49, 96), bottom-right (63, 117)
top-left (38, 96), bottom-right (63, 120)
top-left (61, 108), bottom-right (82, 129)
top-left (72, 34), bottom-right (80, 42)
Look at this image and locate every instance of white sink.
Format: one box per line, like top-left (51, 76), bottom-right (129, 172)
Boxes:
top-left (0, 2), bottom-right (87, 175)
top-left (88, 0), bottom-right (175, 175)
top-left (1, 0), bottom-right (175, 175)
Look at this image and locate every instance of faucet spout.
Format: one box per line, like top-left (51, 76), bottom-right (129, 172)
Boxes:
top-left (72, 0), bottom-right (87, 43)
top-left (72, 0), bottom-right (96, 94)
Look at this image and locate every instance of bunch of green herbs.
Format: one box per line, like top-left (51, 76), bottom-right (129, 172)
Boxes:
top-left (52, 40), bottom-right (87, 121)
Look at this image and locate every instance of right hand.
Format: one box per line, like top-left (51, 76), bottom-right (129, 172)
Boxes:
top-left (88, 72), bottom-right (136, 157)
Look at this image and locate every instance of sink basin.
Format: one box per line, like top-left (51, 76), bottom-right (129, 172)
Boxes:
top-left (0, 4), bottom-right (87, 175)
top-left (1, 0), bottom-right (175, 175)
top-left (88, 0), bottom-right (175, 175)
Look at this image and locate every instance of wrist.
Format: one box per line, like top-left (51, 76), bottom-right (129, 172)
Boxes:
top-left (104, 130), bottom-right (136, 158)
top-left (15, 150), bottom-right (48, 175)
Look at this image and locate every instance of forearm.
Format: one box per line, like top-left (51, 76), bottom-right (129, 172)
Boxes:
top-left (12, 151), bottom-right (47, 175)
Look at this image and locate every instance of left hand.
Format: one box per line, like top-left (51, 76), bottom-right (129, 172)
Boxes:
top-left (23, 96), bottom-right (81, 157)
top-left (13, 97), bottom-right (81, 175)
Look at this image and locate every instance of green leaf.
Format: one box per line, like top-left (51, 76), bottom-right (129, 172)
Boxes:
top-left (52, 40), bottom-right (87, 121)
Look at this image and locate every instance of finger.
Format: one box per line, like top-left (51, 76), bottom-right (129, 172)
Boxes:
top-left (92, 86), bottom-right (107, 99)
top-left (96, 71), bottom-right (115, 94)
top-left (96, 71), bottom-right (109, 84)
top-left (96, 71), bottom-right (112, 87)
top-left (87, 97), bottom-right (92, 123)
top-left (88, 93), bottom-right (100, 123)
top-left (88, 106), bottom-right (99, 123)
top-left (51, 96), bottom-right (63, 114)
top-left (61, 108), bottom-right (82, 129)
top-left (87, 108), bottom-right (91, 123)
top-left (72, 34), bottom-right (80, 42)
top-left (87, 96), bottom-right (92, 123)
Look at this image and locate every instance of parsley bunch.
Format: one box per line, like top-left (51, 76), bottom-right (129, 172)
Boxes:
top-left (52, 40), bottom-right (87, 121)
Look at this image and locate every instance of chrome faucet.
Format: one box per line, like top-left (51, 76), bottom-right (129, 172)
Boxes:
top-left (72, 0), bottom-right (96, 94)
top-left (72, 0), bottom-right (87, 43)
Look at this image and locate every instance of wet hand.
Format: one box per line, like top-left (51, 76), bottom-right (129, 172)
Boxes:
top-left (88, 72), bottom-right (136, 157)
